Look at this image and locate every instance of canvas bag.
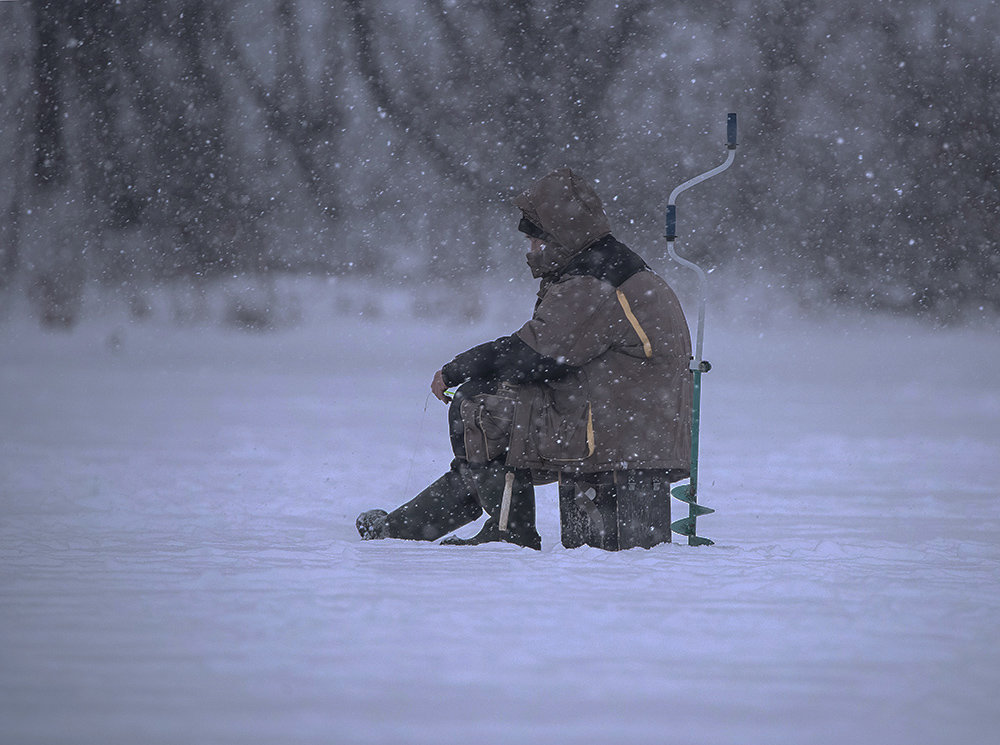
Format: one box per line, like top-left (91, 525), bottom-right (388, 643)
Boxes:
top-left (460, 383), bottom-right (518, 465)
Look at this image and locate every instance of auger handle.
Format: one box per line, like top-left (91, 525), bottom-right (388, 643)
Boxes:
top-left (665, 114), bottom-right (738, 243)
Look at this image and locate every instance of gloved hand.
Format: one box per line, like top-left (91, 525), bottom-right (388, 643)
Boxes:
top-left (431, 369), bottom-right (452, 404)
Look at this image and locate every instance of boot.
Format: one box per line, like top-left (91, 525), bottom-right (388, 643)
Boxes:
top-left (441, 467), bottom-right (541, 550)
top-left (380, 460), bottom-right (484, 541)
top-left (440, 516), bottom-right (541, 550)
top-left (356, 509), bottom-right (388, 540)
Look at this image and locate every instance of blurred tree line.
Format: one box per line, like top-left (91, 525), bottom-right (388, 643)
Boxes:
top-left (0, 0), bottom-right (996, 326)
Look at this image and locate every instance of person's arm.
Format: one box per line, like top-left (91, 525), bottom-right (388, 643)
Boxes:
top-left (440, 334), bottom-right (575, 388)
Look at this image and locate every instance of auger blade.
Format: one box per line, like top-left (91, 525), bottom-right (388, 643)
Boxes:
top-left (670, 516), bottom-right (697, 536)
top-left (670, 516), bottom-right (715, 546)
top-left (670, 517), bottom-right (715, 546)
top-left (670, 486), bottom-right (715, 515)
top-left (671, 484), bottom-right (694, 502)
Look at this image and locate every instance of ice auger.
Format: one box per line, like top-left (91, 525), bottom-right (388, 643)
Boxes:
top-left (666, 113), bottom-right (738, 546)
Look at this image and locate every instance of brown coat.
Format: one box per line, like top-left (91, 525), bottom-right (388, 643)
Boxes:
top-left (506, 169), bottom-right (693, 475)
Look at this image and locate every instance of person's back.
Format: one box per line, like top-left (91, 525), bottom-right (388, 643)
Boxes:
top-left (504, 227), bottom-right (692, 476)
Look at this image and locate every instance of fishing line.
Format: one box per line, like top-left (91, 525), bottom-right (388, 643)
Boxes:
top-left (403, 391), bottom-right (434, 497)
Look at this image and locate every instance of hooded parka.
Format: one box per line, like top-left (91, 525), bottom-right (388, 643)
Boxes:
top-left (441, 168), bottom-right (693, 476)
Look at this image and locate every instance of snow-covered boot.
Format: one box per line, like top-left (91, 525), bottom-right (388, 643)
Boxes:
top-left (441, 467), bottom-right (541, 550)
top-left (356, 509), bottom-right (389, 540)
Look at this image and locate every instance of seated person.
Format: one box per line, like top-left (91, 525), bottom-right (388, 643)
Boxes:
top-left (357, 168), bottom-right (692, 550)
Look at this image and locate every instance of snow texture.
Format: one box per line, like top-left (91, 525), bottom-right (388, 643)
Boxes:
top-left (2, 290), bottom-right (999, 744)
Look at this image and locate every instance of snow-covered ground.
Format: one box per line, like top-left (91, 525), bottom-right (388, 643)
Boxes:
top-left (2, 282), bottom-right (998, 744)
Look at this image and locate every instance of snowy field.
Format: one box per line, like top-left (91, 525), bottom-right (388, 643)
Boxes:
top-left (2, 281), bottom-right (999, 744)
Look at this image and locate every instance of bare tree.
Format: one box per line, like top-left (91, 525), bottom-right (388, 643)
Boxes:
top-left (343, 0), bottom-right (655, 270)
top-left (217, 0), bottom-right (349, 229)
top-left (346, 0), bottom-right (655, 178)
top-left (3, 0), bottom-right (997, 320)
top-left (0, 2), bottom-right (32, 290)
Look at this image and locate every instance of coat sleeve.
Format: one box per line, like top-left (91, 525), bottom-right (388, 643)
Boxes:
top-left (440, 334), bottom-right (576, 387)
top-left (514, 276), bottom-right (617, 366)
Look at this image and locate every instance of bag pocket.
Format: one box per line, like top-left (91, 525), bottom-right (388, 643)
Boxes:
top-left (535, 400), bottom-right (595, 463)
top-left (461, 391), bottom-right (516, 464)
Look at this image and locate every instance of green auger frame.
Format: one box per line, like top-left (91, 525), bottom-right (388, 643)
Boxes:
top-left (670, 359), bottom-right (715, 546)
top-left (665, 113), bottom-right (738, 546)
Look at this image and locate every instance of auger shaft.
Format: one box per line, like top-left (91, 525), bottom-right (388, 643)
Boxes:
top-left (666, 113), bottom-right (738, 546)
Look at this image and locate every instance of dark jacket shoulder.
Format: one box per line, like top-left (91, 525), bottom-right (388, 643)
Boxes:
top-left (560, 235), bottom-right (649, 288)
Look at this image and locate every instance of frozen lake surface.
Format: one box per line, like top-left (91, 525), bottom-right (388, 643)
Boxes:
top-left (2, 285), bottom-right (998, 744)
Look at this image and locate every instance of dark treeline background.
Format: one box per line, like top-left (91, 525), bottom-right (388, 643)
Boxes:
top-left (1, 0), bottom-right (997, 327)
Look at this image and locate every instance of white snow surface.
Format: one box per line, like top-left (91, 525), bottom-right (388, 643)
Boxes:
top-left (2, 284), bottom-right (999, 745)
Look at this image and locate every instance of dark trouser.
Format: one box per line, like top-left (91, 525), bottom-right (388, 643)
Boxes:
top-left (384, 380), bottom-right (536, 542)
